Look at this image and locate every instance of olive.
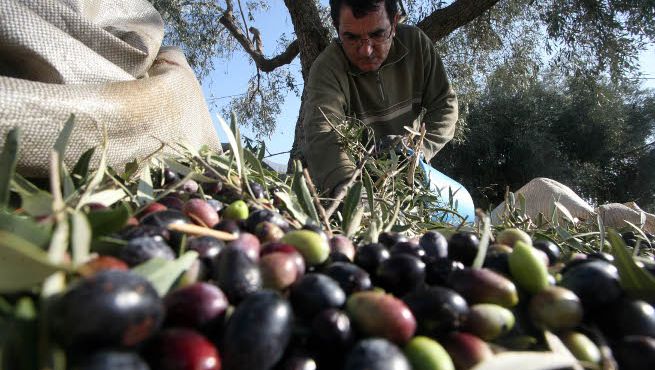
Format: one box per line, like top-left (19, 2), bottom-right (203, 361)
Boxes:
top-left (482, 252), bottom-right (510, 276)
top-left (255, 221), bottom-right (285, 244)
top-left (221, 290), bottom-right (294, 370)
top-left (290, 273), bottom-right (346, 320)
top-left (560, 260), bottom-right (622, 311)
top-left (222, 200), bottom-right (249, 221)
top-left (274, 356), bottom-right (318, 370)
top-left (227, 232), bottom-right (261, 262)
top-left (50, 270), bottom-right (163, 352)
top-left (301, 223), bottom-right (330, 243)
top-left (376, 254), bottom-right (426, 297)
top-left (163, 168), bottom-right (180, 184)
top-left (183, 198), bottom-right (219, 228)
top-left (346, 291), bottom-right (416, 345)
top-left (119, 236), bottom-right (175, 267)
top-left (529, 286), bottom-right (583, 331)
top-left (447, 268), bottom-right (518, 308)
top-left (140, 210), bottom-right (190, 247)
top-left (246, 208), bottom-right (289, 233)
top-left (495, 228), bottom-right (532, 248)
top-left (143, 328), bottom-right (220, 370)
top-left (119, 225), bottom-right (171, 244)
top-left (448, 232), bottom-right (479, 266)
top-left (390, 241), bottom-right (426, 259)
top-left (260, 252), bottom-right (300, 291)
top-left (419, 231), bottom-right (448, 261)
top-left (70, 351), bottom-right (149, 370)
top-left (309, 309), bottom-right (354, 368)
top-left (182, 179), bottom-right (199, 193)
top-left (139, 202), bottom-right (167, 218)
top-left (613, 335), bottom-right (655, 370)
top-left (354, 242), bottom-right (390, 278)
top-left (323, 262), bottom-right (372, 295)
top-left (158, 196), bottom-right (185, 210)
top-left (378, 231), bottom-right (409, 248)
top-left (441, 332), bottom-right (493, 370)
top-left (248, 181), bottom-right (266, 199)
top-left (213, 246), bottom-right (262, 304)
top-left (78, 256), bottom-right (128, 277)
top-left (163, 282), bottom-right (228, 332)
top-left (344, 338), bottom-right (410, 370)
top-left (594, 298), bottom-right (655, 339)
top-left (281, 230), bottom-right (330, 266)
top-left (403, 285), bottom-right (469, 337)
top-left (213, 219), bottom-right (242, 236)
top-left (329, 235), bottom-right (356, 261)
top-left (261, 242), bottom-right (306, 278)
top-left (533, 239), bottom-right (561, 265)
top-left (425, 258), bottom-right (464, 286)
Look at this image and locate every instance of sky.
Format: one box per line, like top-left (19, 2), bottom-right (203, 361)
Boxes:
top-left (201, 1), bottom-right (655, 168)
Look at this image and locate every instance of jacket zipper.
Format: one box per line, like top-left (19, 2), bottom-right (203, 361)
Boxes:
top-left (376, 71), bottom-right (386, 102)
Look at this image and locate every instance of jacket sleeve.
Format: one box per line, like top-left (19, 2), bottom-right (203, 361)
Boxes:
top-left (302, 56), bottom-right (356, 195)
top-left (420, 34), bottom-right (458, 163)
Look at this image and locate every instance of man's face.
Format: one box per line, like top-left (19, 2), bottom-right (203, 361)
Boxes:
top-left (337, 4), bottom-right (398, 72)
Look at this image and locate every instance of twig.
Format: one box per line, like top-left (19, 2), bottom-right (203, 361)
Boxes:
top-left (219, 2), bottom-right (299, 72)
top-left (324, 147), bottom-right (373, 219)
top-left (168, 223), bottom-right (239, 241)
top-left (303, 168), bottom-right (333, 237)
top-left (236, 0), bottom-right (250, 37)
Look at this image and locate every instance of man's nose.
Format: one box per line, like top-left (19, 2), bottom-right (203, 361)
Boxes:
top-left (357, 41), bottom-right (373, 56)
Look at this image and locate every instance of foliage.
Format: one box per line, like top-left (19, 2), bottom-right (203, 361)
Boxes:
top-left (148, 0), bottom-right (655, 141)
top-left (439, 72), bottom-right (655, 212)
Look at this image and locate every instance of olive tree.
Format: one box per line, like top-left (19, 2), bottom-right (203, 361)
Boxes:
top-left (149, 0), bottom-right (655, 170)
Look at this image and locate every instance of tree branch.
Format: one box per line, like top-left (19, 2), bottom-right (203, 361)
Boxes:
top-left (219, 6), bottom-right (300, 72)
top-left (417, 0), bottom-right (501, 41)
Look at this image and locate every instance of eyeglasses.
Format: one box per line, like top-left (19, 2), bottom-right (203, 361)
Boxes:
top-left (338, 27), bottom-right (394, 47)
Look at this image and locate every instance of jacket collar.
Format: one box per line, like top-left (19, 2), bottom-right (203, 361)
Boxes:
top-left (339, 35), bottom-right (409, 76)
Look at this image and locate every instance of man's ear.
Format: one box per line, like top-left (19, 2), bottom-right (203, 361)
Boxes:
top-left (392, 12), bottom-right (401, 35)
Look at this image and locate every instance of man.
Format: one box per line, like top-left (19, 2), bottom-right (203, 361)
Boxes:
top-left (303, 0), bottom-right (458, 195)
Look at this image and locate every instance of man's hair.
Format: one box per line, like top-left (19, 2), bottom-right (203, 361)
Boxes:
top-left (329, 0), bottom-right (399, 29)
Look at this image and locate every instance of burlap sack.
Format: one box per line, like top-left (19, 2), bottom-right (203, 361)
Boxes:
top-left (598, 202), bottom-right (655, 234)
top-left (492, 178), bottom-right (655, 233)
top-left (491, 178), bottom-right (596, 223)
top-left (0, 0), bottom-right (220, 177)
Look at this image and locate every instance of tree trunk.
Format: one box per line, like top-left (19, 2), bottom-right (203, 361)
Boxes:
top-left (416, 0), bottom-right (502, 42)
top-left (283, 0), bottom-right (331, 171)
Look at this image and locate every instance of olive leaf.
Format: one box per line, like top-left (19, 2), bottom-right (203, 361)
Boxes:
top-left (132, 251), bottom-right (199, 296)
top-left (472, 213), bottom-right (491, 269)
top-left (86, 202), bottom-right (132, 237)
top-left (471, 351), bottom-right (578, 370)
top-left (553, 201), bottom-right (576, 224)
top-left (136, 163), bottom-right (154, 206)
top-left (53, 114), bottom-right (76, 199)
top-left (342, 181), bottom-right (363, 232)
top-left (78, 189), bottom-right (128, 208)
top-left (243, 148), bottom-right (269, 194)
top-left (608, 228), bottom-right (655, 303)
top-left (0, 211), bottom-right (51, 249)
top-left (273, 191), bottom-right (308, 225)
top-left (216, 113), bottom-right (242, 176)
top-left (11, 174), bottom-right (53, 217)
top-left (71, 210), bottom-right (92, 266)
top-left (0, 231), bottom-right (68, 293)
top-left (291, 160), bottom-right (319, 224)
top-left (0, 127), bottom-right (20, 210)
top-left (72, 147), bottom-right (95, 187)
top-left (161, 158), bottom-right (216, 182)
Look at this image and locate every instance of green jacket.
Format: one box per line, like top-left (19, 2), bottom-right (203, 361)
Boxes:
top-left (302, 24), bottom-right (458, 194)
